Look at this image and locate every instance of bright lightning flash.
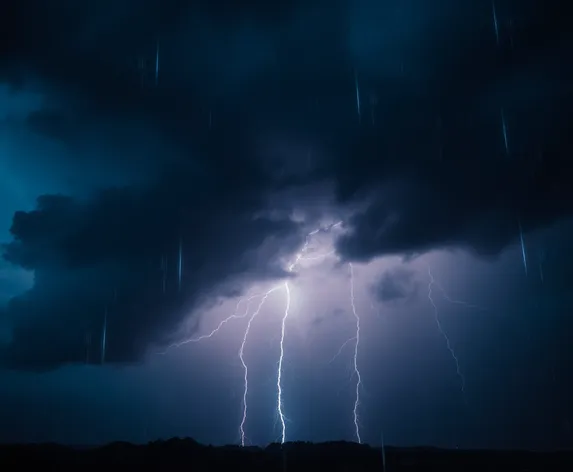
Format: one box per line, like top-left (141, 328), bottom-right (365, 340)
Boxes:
top-left (161, 221), bottom-right (341, 446)
top-left (239, 286), bottom-right (282, 446)
top-left (349, 263), bottom-right (362, 444)
top-left (427, 266), bottom-right (466, 396)
top-left (159, 293), bottom-right (265, 353)
top-left (276, 281), bottom-right (290, 444)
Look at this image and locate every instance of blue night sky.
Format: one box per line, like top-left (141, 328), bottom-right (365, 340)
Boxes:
top-left (0, 0), bottom-right (572, 450)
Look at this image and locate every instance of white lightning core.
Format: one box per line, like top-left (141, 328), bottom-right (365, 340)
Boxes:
top-left (239, 286), bottom-right (283, 446)
top-left (427, 265), bottom-right (466, 398)
top-left (162, 222), bottom-right (342, 446)
top-left (349, 262), bottom-right (363, 444)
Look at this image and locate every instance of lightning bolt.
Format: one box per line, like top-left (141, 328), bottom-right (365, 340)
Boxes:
top-left (159, 221), bottom-right (342, 446)
top-left (427, 266), bottom-right (466, 396)
top-left (538, 249), bottom-right (546, 284)
top-left (276, 281), bottom-right (290, 444)
top-left (431, 279), bottom-right (483, 311)
top-left (328, 336), bottom-right (357, 364)
top-left (299, 250), bottom-right (335, 261)
top-left (239, 286), bottom-right (282, 446)
top-left (159, 293), bottom-right (265, 353)
top-left (349, 263), bottom-right (362, 444)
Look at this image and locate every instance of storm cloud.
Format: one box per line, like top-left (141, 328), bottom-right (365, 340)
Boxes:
top-left (1, 0), bottom-right (572, 371)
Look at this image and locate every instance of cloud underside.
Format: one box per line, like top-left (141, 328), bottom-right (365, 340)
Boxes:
top-left (0, 0), bottom-right (571, 370)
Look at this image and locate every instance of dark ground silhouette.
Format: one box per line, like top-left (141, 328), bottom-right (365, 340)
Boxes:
top-left (1, 439), bottom-right (572, 471)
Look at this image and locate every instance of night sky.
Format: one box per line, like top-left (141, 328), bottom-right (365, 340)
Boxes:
top-left (1, 0), bottom-right (572, 450)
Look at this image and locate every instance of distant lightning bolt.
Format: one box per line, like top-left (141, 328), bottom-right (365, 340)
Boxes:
top-left (272, 224), bottom-right (335, 444)
top-left (518, 220), bottom-right (528, 276)
top-left (354, 70), bottom-right (361, 124)
top-left (101, 306), bottom-right (108, 364)
top-left (427, 266), bottom-right (465, 396)
top-left (492, 1), bottom-right (500, 45)
top-left (239, 286), bottom-right (282, 446)
top-left (349, 263), bottom-right (362, 444)
top-left (328, 336), bottom-right (357, 364)
top-left (276, 281), bottom-right (290, 444)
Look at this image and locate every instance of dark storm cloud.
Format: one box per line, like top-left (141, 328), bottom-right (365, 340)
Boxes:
top-left (1, 0), bottom-right (572, 370)
top-left (372, 268), bottom-right (418, 303)
top-left (1, 171), bottom-right (303, 371)
top-left (330, 1), bottom-right (573, 261)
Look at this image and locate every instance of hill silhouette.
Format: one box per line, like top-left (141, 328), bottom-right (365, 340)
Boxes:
top-left (1, 438), bottom-right (572, 471)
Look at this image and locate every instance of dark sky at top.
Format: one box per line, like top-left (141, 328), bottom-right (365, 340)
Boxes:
top-left (0, 0), bottom-right (572, 450)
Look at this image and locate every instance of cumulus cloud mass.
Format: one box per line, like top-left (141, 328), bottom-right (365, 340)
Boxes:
top-left (0, 0), bottom-right (571, 425)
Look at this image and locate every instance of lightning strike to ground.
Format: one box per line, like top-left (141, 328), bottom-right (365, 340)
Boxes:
top-left (431, 279), bottom-right (483, 311)
top-left (239, 286), bottom-right (282, 446)
top-left (518, 220), bottom-right (528, 276)
top-left (427, 266), bottom-right (466, 396)
top-left (159, 293), bottom-right (266, 353)
top-left (349, 263), bottom-right (362, 444)
top-left (159, 222), bottom-right (341, 445)
top-left (155, 40), bottom-right (159, 86)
